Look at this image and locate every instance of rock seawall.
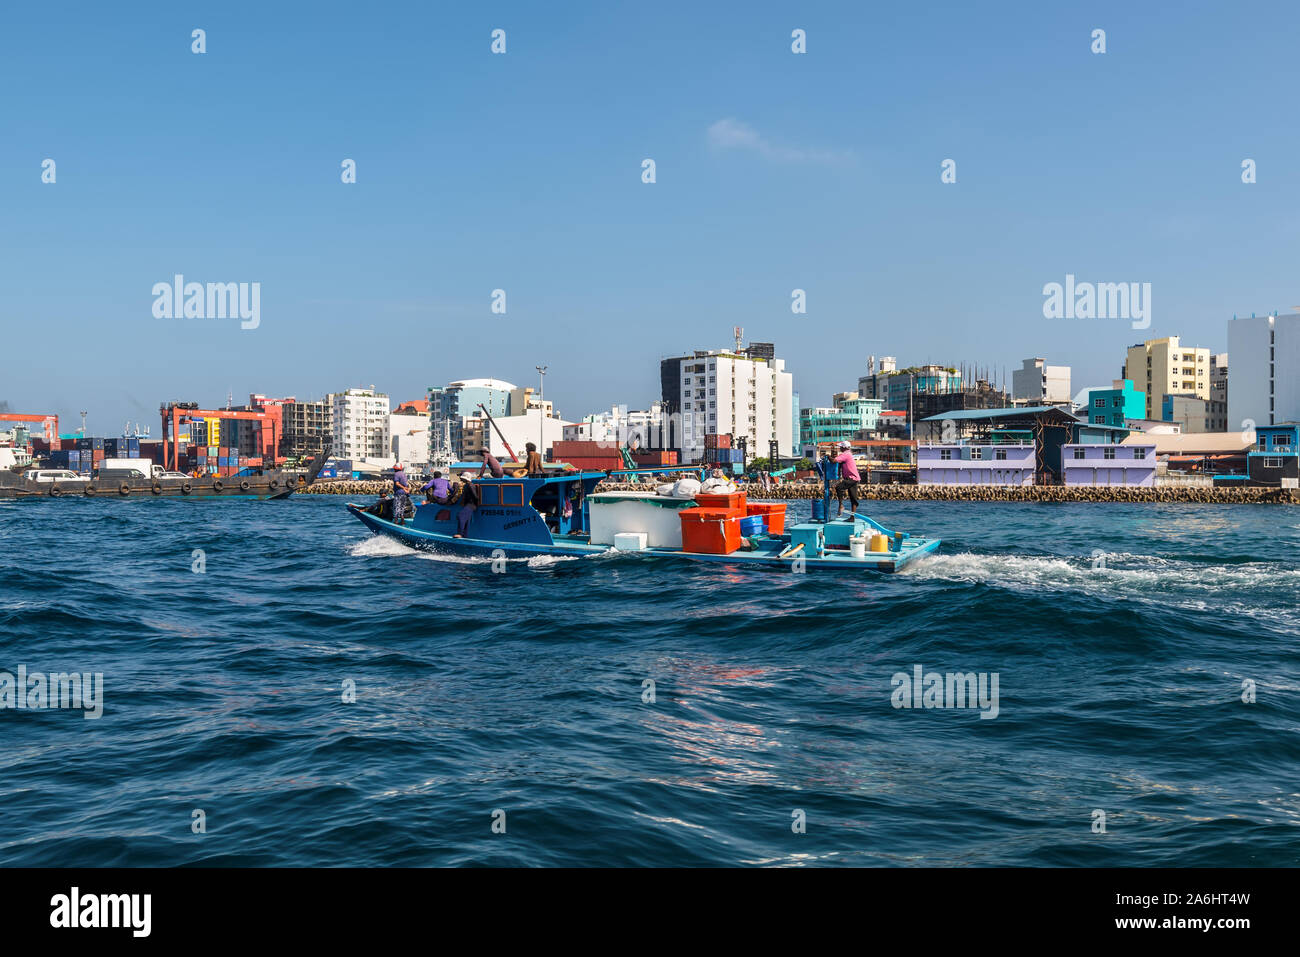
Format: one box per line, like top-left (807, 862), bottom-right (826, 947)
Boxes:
top-left (304, 478), bottom-right (1299, 504)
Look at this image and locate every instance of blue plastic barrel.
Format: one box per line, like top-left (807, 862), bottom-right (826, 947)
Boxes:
top-left (811, 498), bottom-right (825, 521)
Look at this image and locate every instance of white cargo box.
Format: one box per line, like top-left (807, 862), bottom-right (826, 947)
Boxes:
top-left (587, 491), bottom-right (697, 547)
top-left (613, 532), bottom-right (648, 551)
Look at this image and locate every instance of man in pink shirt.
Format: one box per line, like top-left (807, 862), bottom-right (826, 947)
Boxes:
top-left (833, 441), bottom-right (861, 517)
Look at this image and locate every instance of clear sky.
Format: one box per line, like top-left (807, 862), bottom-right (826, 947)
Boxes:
top-left (2, 1), bottom-right (1298, 435)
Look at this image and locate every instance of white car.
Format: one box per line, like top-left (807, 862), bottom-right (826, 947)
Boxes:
top-left (159, 471), bottom-right (190, 479)
top-left (28, 469), bottom-right (88, 483)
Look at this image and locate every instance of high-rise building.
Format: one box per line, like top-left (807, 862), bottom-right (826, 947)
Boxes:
top-left (1123, 336), bottom-right (1211, 421)
top-left (428, 378), bottom-right (515, 462)
top-left (1228, 313), bottom-right (1300, 428)
top-left (1011, 357), bottom-right (1072, 404)
top-left (278, 398), bottom-right (333, 460)
top-left (331, 387), bottom-right (390, 461)
top-left (663, 342), bottom-right (795, 463)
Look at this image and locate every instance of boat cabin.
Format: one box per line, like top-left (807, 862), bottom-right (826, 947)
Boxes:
top-left (409, 471), bottom-right (608, 544)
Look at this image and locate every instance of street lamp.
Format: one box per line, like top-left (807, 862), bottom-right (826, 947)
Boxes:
top-left (535, 365), bottom-right (547, 456)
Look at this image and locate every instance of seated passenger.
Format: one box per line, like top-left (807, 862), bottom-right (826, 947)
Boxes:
top-left (422, 470), bottom-right (452, 504)
top-left (478, 449), bottom-right (505, 478)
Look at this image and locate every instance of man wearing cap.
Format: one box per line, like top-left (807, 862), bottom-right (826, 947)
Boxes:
top-left (392, 463), bottom-right (411, 525)
top-left (833, 441), bottom-right (861, 517)
top-left (478, 448), bottom-right (505, 479)
top-left (454, 471), bottom-right (480, 538)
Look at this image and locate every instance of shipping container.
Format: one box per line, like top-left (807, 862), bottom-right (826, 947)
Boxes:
top-left (560, 456), bottom-right (623, 471)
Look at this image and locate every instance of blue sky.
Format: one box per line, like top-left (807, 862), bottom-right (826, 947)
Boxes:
top-left (2, 1), bottom-right (1298, 434)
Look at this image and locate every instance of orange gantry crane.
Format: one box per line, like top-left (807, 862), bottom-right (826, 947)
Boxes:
top-left (159, 403), bottom-right (283, 472)
top-left (0, 412), bottom-right (59, 444)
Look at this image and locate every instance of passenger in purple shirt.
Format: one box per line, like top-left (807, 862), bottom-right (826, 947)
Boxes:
top-left (421, 471), bottom-right (451, 504)
top-left (833, 441), bottom-right (861, 517)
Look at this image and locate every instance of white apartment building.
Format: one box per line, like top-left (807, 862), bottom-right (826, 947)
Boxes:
top-left (390, 405), bottom-right (431, 468)
top-left (1124, 336), bottom-right (1211, 421)
top-left (1011, 357), bottom-right (1071, 404)
top-left (1228, 312), bottom-right (1300, 428)
top-left (331, 387), bottom-right (391, 461)
top-left (678, 350), bottom-right (794, 463)
top-left (564, 404), bottom-right (664, 447)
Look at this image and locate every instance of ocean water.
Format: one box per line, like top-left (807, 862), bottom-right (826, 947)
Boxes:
top-left (1, 495), bottom-right (1297, 867)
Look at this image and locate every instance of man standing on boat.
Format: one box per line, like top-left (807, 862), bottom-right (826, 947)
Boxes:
top-left (392, 463), bottom-right (411, 525)
top-left (833, 441), bottom-right (861, 517)
top-left (454, 471), bottom-right (480, 538)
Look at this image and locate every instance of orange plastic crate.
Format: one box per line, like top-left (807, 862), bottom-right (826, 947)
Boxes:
top-left (745, 502), bottom-right (787, 535)
top-left (679, 508), bottom-right (742, 554)
top-left (695, 491), bottom-right (747, 514)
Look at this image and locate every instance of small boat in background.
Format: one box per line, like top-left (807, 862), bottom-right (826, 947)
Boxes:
top-left (347, 467), bottom-right (940, 573)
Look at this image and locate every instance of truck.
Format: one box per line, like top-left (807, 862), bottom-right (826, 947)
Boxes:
top-left (95, 458), bottom-right (165, 480)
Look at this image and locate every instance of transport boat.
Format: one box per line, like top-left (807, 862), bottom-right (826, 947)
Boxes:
top-left (346, 468), bottom-right (941, 573)
top-left (0, 445), bottom-right (332, 501)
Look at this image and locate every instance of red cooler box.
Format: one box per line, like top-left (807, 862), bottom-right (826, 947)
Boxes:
top-left (680, 508), bottom-right (743, 554)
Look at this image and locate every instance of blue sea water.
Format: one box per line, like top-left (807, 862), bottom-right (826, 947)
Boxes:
top-left (1, 495), bottom-right (1297, 867)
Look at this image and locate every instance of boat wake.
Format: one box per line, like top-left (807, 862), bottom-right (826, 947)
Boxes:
top-left (348, 536), bottom-right (417, 558)
top-left (347, 535), bottom-right (582, 566)
top-left (905, 550), bottom-right (1300, 624)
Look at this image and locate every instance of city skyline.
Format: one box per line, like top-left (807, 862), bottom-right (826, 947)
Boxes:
top-left (3, 2), bottom-right (1298, 431)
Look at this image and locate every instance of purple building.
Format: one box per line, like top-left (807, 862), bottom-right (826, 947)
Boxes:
top-left (1062, 442), bottom-right (1156, 486)
top-left (917, 443), bottom-right (1035, 485)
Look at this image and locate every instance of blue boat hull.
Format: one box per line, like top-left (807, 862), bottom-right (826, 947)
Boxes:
top-left (346, 503), bottom-right (940, 572)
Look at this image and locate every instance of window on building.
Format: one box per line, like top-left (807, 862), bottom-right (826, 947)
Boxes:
top-left (995, 449), bottom-right (1007, 460)
top-left (1073, 448), bottom-right (1085, 460)
top-left (971, 447), bottom-right (983, 459)
top-left (1093, 398), bottom-right (1105, 408)
top-left (1264, 457), bottom-right (1283, 468)
top-left (940, 449), bottom-right (953, 461)
top-left (1133, 448), bottom-right (1146, 459)
top-left (1103, 447), bottom-right (1116, 460)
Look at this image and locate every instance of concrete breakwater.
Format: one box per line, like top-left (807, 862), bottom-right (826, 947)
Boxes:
top-left (304, 478), bottom-right (1300, 504)
top-left (599, 481), bottom-right (1300, 504)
